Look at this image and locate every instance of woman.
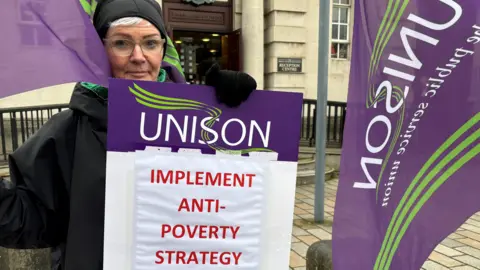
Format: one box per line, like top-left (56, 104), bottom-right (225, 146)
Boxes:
top-left (0, 0), bottom-right (257, 269)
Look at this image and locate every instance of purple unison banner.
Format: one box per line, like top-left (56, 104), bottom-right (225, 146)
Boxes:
top-left (107, 78), bottom-right (303, 162)
top-left (333, 0), bottom-right (480, 269)
top-left (0, 0), bottom-right (109, 99)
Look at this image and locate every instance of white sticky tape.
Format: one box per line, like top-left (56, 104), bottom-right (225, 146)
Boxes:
top-left (248, 151), bottom-right (279, 161)
top-left (144, 146), bottom-right (172, 152)
top-left (178, 148), bottom-right (203, 154)
top-left (215, 150), bottom-right (243, 156)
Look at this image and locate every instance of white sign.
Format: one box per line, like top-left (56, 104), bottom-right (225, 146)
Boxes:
top-left (104, 79), bottom-right (303, 270)
top-left (104, 149), bottom-right (298, 270)
top-left (132, 150), bottom-right (266, 269)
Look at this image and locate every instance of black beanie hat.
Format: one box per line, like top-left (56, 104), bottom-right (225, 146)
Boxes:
top-left (93, 0), bottom-right (168, 42)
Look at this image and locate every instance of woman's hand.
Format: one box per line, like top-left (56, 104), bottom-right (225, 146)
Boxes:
top-left (205, 63), bottom-right (257, 108)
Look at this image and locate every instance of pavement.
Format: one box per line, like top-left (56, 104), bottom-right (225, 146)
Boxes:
top-left (289, 179), bottom-right (480, 270)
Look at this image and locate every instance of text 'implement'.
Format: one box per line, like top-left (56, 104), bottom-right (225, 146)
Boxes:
top-left (150, 169), bottom-right (256, 188)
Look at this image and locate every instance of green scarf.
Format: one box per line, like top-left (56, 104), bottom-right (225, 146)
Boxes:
top-left (81, 68), bottom-right (167, 100)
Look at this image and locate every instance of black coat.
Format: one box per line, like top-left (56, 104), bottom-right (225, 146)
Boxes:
top-left (1, 83), bottom-right (114, 269)
top-left (2, 0), bottom-right (261, 264)
top-left (0, 66), bottom-right (256, 269)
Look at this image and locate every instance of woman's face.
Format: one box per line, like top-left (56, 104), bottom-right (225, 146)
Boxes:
top-left (104, 19), bottom-right (164, 81)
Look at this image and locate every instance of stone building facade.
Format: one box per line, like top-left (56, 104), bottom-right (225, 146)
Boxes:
top-left (0, 0), bottom-right (355, 108)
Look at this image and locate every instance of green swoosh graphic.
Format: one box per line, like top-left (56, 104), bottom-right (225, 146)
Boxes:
top-left (371, 0), bottom-right (409, 76)
top-left (365, 1), bottom-right (410, 202)
top-left (374, 87), bottom-right (405, 201)
top-left (129, 83), bottom-right (273, 154)
top-left (374, 113), bottom-right (480, 269)
top-left (368, 0), bottom-right (409, 106)
top-left (368, 0), bottom-right (396, 79)
top-left (79, 0), bottom-right (91, 15)
top-left (383, 142), bottom-right (480, 269)
top-left (130, 84), bottom-right (220, 116)
top-left (132, 83), bottom-right (213, 107)
top-left (365, 85), bottom-right (406, 201)
top-left (130, 84), bottom-right (224, 150)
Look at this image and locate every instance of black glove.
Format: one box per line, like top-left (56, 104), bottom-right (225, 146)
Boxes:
top-left (205, 63), bottom-right (257, 108)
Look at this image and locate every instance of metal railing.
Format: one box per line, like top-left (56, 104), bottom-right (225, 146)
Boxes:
top-left (301, 99), bottom-right (347, 148)
top-left (0, 104), bottom-right (69, 165)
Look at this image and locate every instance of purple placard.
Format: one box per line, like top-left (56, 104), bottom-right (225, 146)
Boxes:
top-left (107, 78), bottom-right (304, 162)
top-left (334, 1), bottom-right (480, 270)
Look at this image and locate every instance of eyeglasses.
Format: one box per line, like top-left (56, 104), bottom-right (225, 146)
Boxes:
top-left (103, 38), bottom-right (166, 57)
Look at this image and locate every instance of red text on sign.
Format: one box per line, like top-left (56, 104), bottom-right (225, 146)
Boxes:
top-left (161, 224), bottom-right (240, 239)
top-left (150, 169), bottom-right (255, 188)
top-left (178, 198), bottom-right (224, 213)
top-left (155, 251), bottom-right (242, 265)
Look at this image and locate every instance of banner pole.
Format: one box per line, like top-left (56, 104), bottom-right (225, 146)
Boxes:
top-left (314, 0), bottom-right (330, 223)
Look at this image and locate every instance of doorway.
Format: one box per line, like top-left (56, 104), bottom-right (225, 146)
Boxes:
top-left (172, 30), bottom-right (241, 85)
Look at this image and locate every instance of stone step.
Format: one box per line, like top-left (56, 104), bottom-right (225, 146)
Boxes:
top-left (299, 140), bottom-right (313, 147)
top-left (296, 167), bottom-right (335, 186)
top-left (299, 147), bottom-right (342, 155)
top-left (298, 157), bottom-right (316, 171)
top-left (299, 152), bottom-right (315, 160)
top-left (299, 147), bottom-right (342, 171)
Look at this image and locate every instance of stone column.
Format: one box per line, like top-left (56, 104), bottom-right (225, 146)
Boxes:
top-left (241, 0), bottom-right (264, 89)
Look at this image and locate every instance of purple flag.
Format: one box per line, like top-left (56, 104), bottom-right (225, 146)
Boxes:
top-left (334, 0), bottom-right (480, 269)
top-left (0, 0), bottom-right (110, 99)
